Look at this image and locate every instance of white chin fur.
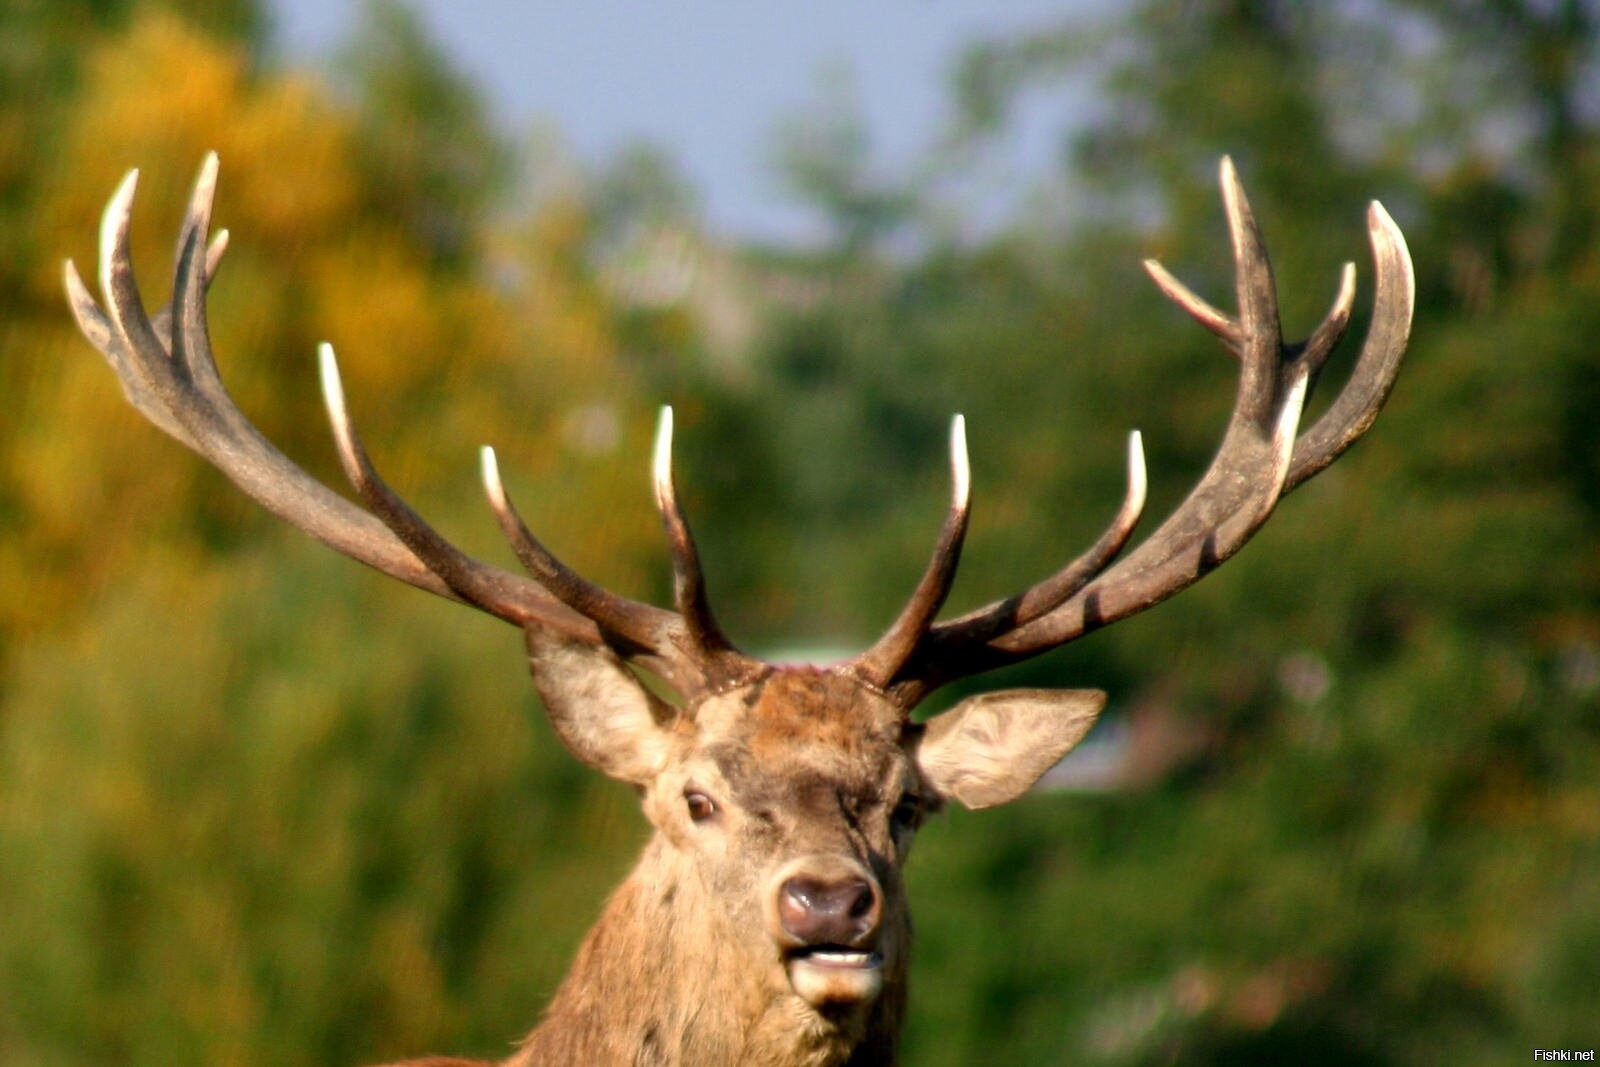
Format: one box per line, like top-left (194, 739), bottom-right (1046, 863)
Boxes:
top-left (787, 953), bottom-right (885, 1006)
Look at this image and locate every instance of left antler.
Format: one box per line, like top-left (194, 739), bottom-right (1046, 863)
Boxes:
top-left (851, 157), bottom-right (1414, 706)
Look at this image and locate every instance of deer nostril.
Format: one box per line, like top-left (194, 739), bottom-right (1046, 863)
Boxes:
top-left (847, 881), bottom-right (873, 919)
top-left (778, 874), bottom-right (881, 946)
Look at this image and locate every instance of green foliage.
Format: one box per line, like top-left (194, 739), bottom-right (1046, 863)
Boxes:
top-left (0, 539), bottom-right (643, 1065)
top-left (1, 0), bottom-right (1596, 1064)
top-left (335, 0), bottom-right (512, 267)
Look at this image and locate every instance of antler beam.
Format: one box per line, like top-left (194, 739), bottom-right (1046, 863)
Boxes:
top-left (64, 155), bottom-right (763, 696)
top-left (881, 157), bottom-right (1413, 705)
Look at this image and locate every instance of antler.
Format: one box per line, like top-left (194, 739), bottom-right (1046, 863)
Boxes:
top-left (65, 154), bottom-right (758, 696)
top-left (868, 157), bottom-right (1414, 706)
top-left (847, 415), bottom-right (973, 686)
top-left (67, 154), bottom-right (1410, 712)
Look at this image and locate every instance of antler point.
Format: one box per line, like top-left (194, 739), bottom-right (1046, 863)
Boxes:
top-left (950, 414), bottom-right (970, 508)
top-left (653, 405), bottom-right (675, 506)
top-left (1126, 430), bottom-right (1148, 510)
top-left (317, 342), bottom-right (348, 423)
top-left (99, 171), bottom-right (141, 293)
top-left (480, 445), bottom-right (508, 508)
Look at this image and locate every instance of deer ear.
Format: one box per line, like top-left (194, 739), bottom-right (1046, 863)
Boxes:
top-left (914, 688), bottom-right (1106, 809)
top-left (524, 628), bottom-right (675, 785)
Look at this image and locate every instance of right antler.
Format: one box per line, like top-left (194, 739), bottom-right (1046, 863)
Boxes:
top-left (65, 155), bottom-right (760, 696)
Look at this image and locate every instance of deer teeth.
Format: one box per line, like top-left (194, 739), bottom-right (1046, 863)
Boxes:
top-left (795, 947), bottom-right (881, 969)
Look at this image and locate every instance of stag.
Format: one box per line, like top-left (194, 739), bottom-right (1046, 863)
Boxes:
top-left (66, 154), bottom-right (1412, 1066)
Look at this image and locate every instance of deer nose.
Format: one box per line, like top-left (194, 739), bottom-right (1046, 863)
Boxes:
top-left (777, 872), bottom-right (881, 946)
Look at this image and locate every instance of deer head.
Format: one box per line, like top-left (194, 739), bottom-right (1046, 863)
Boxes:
top-left (66, 154), bottom-right (1412, 1065)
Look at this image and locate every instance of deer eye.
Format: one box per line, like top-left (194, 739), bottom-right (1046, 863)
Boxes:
top-left (891, 793), bottom-right (921, 831)
top-left (683, 789), bottom-right (718, 823)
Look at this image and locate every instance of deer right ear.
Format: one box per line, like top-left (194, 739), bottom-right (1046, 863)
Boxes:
top-left (524, 627), bottom-right (675, 785)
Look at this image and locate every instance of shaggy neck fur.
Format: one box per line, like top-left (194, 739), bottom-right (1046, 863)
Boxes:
top-left (506, 837), bottom-right (906, 1067)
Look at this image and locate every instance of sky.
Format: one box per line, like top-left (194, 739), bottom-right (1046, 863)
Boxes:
top-left (268, 1), bottom-right (1099, 241)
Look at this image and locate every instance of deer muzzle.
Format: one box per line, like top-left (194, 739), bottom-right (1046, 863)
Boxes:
top-left (768, 856), bottom-right (885, 1007)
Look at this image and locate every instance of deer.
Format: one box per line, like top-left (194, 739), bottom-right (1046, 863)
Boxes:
top-left (65, 153), bottom-right (1412, 1066)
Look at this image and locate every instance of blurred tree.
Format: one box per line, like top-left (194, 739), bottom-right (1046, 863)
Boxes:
top-left (2, 5), bottom-right (661, 649)
top-left (0, 0), bottom-right (261, 298)
top-left (875, 2), bottom-right (1600, 1063)
top-left (335, 0), bottom-right (511, 267)
top-left (771, 67), bottom-right (921, 257)
top-left (654, 1), bottom-right (1600, 1062)
top-left (1, 5), bottom-right (662, 1062)
top-left (3, 0), bottom-right (1598, 1064)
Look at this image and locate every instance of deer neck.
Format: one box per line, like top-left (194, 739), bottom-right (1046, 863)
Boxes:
top-left (509, 836), bottom-right (905, 1067)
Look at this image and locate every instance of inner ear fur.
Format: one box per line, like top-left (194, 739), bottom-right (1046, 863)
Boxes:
top-left (914, 688), bottom-right (1107, 809)
top-left (524, 627), bottom-right (676, 785)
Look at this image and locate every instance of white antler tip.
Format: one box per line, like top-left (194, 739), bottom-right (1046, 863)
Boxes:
top-left (115, 167), bottom-right (141, 203)
top-left (950, 413), bottom-right (970, 506)
top-left (317, 342), bottom-right (347, 421)
top-left (98, 169), bottom-right (141, 289)
top-left (480, 445), bottom-right (506, 506)
top-left (653, 405), bottom-right (675, 501)
top-left (1126, 429), bottom-right (1148, 505)
top-left (106, 169), bottom-right (139, 226)
top-left (1218, 155), bottom-right (1250, 223)
top-left (63, 258), bottom-right (88, 298)
top-left (196, 152), bottom-right (219, 193)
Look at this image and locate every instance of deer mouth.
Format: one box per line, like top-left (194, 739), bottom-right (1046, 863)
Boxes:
top-left (784, 945), bottom-right (885, 1006)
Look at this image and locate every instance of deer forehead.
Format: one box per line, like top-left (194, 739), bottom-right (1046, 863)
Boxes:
top-left (682, 669), bottom-right (909, 796)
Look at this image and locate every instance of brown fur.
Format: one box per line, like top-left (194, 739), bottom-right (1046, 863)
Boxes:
top-left (370, 659), bottom-right (1099, 1067)
top-left (507, 840), bottom-right (907, 1067)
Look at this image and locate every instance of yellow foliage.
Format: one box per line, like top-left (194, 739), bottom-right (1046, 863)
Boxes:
top-left (41, 12), bottom-right (356, 290)
top-left (1, 25), bottom-right (674, 1054)
top-left (6, 7), bottom-right (669, 651)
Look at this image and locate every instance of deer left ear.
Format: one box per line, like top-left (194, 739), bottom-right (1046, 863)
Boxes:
top-left (914, 689), bottom-right (1106, 809)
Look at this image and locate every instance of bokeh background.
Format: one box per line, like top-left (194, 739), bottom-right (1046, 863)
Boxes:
top-left (2, 1), bottom-right (1597, 1064)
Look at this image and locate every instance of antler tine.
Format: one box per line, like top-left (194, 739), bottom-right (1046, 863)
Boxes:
top-left (316, 344), bottom-right (557, 625)
top-left (889, 158), bottom-right (1400, 705)
top-left (923, 429), bottom-right (1147, 652)
top-left (478, 444), bottom-right (700, 681)
top-left (1296, 260), bottom-right (1357, 380)
top-left (1286, 201), bottom-right (1413, 490)
top-left (851, 415), bottom-right (972, 687)
top-left (67, 156), bottom-right (606, 644)
top-left (481, 426), bottom-right (762, 692)
top-left (1142, 259), bottom-right (1232, 343)
top-left (152, 228), bottom-right (229, 351)
top-left (1221, 156), bottom-right (1286, 431)
top-left (77, 169), bottom-right (205, 447)
top-left (165, 153), bottom-right (233, 414)
top-left (168, 156), bottom-right (285, 452)
top-left (66, 253), bottom-right (192, 444)
top-left (652, 407), bottom-right (742, 659)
